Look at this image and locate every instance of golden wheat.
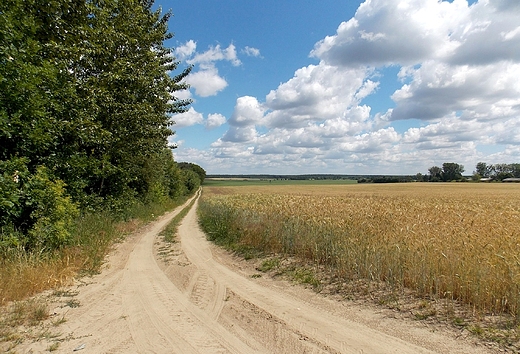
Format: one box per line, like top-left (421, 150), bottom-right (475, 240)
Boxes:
top-left (201, 183), bottom-right (520, 319)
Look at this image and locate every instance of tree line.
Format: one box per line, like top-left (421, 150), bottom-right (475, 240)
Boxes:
top-left (416, 162), bottom-right (520, 182)
top-left (1, 0), bottom-right (203, 252)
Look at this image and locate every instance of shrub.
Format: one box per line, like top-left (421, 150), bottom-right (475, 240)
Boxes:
top-left (1, 160), bottom-right (78, 252)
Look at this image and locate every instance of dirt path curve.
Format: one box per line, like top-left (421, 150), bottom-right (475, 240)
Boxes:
top-left (20, 191), bottom-right (496, 353)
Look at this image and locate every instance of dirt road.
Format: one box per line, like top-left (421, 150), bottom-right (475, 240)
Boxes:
top-left (21, 192), bottom-right (496, 353)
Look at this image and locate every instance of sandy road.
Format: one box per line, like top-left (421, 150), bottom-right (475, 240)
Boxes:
top-left (21, 191), bottom-right (496, 353)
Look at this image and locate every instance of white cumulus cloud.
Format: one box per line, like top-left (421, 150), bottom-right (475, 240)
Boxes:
top-left (186, 67), bottom-right (228, 97)
top-left (175, 40), bottom-right (197, 60)
top-left (188, 43), bottom-right (241, 67)
top-left (172, 107), bottom-right (204, 128)
top-left (176, 0), bottom-right (520, 175)
top-left (205, 113), bottom-right (227, 130)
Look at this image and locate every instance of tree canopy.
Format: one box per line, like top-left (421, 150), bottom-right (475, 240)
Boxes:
top-left (426, 163), bottom-right (464, 182)
top-left (1, 0), bottom-right (203, 251)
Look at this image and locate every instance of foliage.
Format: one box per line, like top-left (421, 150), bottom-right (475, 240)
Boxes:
top-left (472, 162), bottom-right (520, 181)
top-left (427, 163), bottom-right (464, 181)
top-left (178, 162), bottom-right (207, 184)
top-left (181, 169), bottom-right (201, 194)
top-left (0, 0), bottom-right (202, 252)
top-left (1, 160), bottom-right (78, 251)
top-left (441, 162), bottom-right (464, 181)
top-left (427, 166), bottom-right (443, 182)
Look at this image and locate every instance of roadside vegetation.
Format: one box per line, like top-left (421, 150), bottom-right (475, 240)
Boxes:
top-left (0, 0), bottom-right (206, 300)
top-left (1, 0), bottom-right (206, 349)
top-left (198, 183), bottom-right (520, 350)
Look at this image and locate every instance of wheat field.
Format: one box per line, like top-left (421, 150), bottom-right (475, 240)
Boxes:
top-left (199, 183), bottom-right (520, 321)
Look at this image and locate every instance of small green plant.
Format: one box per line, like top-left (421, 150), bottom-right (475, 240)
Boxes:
top-left (469, 324), bottom-right (484, 336)
top-left (287, 267), bottom-right (321, 291)
top-left (65, 299), bottom-right (80, 308)
top-left (47, 342), bottom-right (60, 351)
top-left (28, 302), bottom-right (49, 325)
top-left (257, 258), bottom-right (280, 272)
top-left (453, 317), bottom-right (466, 327)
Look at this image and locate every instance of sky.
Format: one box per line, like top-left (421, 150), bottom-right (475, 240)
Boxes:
top-left (157, 0), bottom-right (520, 175)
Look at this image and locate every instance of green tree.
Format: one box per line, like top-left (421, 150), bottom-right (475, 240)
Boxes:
top-left (428, 166), bottom-right (442, 182)
top-left (511, 163), bottom-right (520, 178)
top-left (178, 162), bottom-right (206, 184)
top-left (475, 162), bottom-right (491, 178)
top-left (441, 162), bottom-right (464, 181)
top-left (492, 164), bottom-right (513, 181)
top-left (74, 0), bottom-right (191, 204)
top-left (181, 169), bottom-right (201, 193)
top-left (1, 0), bottom-right (192, 250)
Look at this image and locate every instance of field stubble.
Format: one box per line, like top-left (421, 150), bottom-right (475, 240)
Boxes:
top-left (199, 183), bottom-right (520, 349)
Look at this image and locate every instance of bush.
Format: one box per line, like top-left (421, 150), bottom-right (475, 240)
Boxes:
top-left (1, 160), bottom-right (78, 252)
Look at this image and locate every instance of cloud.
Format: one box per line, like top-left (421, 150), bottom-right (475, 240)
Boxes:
top-left (171, 107), bottom-right (204, 128)
top-left (311, 0), bottom-right (468, 67)
top-left (222, 126), bottom-right (258, 143)
top-left (171, 87), bottom-right (192, 102)
top-left (187, 43), bottom-right (241, 67)
top-left (264, 64), bottom-right (372, 128)
top-left (242, 46), bottom-right (261, 57)
top-left (308, 0), bottom-right (520, 124)
top-left (178, 42), bottom-right (261, 98)
top-left (186, 67), bottom-right (228, 97)
top-left (391, 61), bottom-right (520, 121)
top-left (175, 40), bottom-right (197, 60)
top-left (228, 96), bottom-right (265, 127)
top-left (447, 2), bottom-right (520, 65)
top-left (176, 0), bottom-right (520, 175)
top-left (205, 113), bottom-right (227, 129)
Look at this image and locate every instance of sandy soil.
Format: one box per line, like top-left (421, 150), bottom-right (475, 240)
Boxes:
top-left (18, 192), bottom-right (500, 353)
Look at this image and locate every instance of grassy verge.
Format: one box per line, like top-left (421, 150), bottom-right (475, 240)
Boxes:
top-left (0, 194), bottom-right (192, 351)
top-left (159, 195), bottom-right (197, 243)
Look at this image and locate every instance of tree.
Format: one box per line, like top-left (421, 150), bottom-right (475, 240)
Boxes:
top-left (72, 0), bottom-right (191, 205)
top-left (492, 164), bottom-right (513, 181)
top-left (511, 164), bottom-right (520, 178)
top-left (475, 162), bottom-right (491, 178)
top-left (181, 169), bottom-right (201, 193)
top-left (441, 163), bottom-right (464, 181)
top-left (1, 0), bottom-right (193, 250)
top-left (428, 166), bottom-right (442, 182)
top-left (178, 162), bottom-right (206, 184)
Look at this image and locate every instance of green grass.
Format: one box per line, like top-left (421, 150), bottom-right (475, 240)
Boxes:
top-left (159, 197), bottom-right (196, 243)
top-left (257, 258), bottom-right (281, 272)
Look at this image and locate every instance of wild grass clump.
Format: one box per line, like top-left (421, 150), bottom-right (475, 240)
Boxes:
top-left (159, 195), bottom-right (196, 243)
top-left (198, 184), bottom-right (520, 323)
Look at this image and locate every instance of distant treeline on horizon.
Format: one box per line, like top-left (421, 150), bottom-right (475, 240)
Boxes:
top-left (206, 174), bottom-right (416, 182)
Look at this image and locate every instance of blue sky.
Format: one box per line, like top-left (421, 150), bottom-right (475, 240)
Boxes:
top-left (158, 0), bottom-right (520, 175)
